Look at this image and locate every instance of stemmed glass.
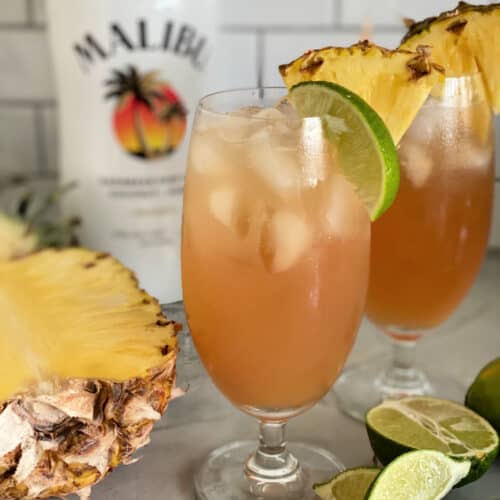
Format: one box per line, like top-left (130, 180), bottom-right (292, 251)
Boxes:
top-left (335, 74), bottom-right (495, 421)
top-left (182, 88), bottom-right (371, 499)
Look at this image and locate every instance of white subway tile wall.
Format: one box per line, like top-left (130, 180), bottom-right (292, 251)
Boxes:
top-left (0, 0), bottom-right (498, 246)
top-left (219, 0), bottom-right (335, 26)
top-left (205, 32), bottom-right (258, 92)
top-left (0, 107), bottom-right (38, 176)
top-left (341, 0), bottom-right (463, 26)
top-left (32, 0), bottom-right (47, 25)
top-left (0, 1), bottom-right (27, 25)
top-left (0, 30), bottom-right (54, 100)
top-left (40, 105), bottom-right (57, 175)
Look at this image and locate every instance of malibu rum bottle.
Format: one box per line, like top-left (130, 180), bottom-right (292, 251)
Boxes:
top-left (47, 0), bottom-right (217, 302)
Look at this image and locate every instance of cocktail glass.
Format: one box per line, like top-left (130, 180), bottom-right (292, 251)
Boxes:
top-left (335, 74), bottom-right (495, 420)
top-left (182, 88), bottom-right (371, 499)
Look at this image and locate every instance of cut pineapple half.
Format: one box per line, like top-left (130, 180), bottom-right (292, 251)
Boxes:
top-left (0, 248), bottom-right (178, 499)
top-left (279, 41), bottom-right (444, 144)
top-left (401, 2), bottom-right (500, 112)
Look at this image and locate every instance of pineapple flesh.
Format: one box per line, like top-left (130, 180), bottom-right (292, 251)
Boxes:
top-left (279, 41), bottom-right (444, 144)
top-left (0, 248), bottom-right (178, 499)
top-left (401, 2), bottom-right (500, 112)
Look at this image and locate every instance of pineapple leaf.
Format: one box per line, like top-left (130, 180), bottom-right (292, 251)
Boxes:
top-left (26, 181), bottom-right (77, 227)
top-left (16, 192), bottom-right (34, 218)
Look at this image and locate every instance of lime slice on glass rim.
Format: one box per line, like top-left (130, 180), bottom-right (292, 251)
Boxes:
top-left (366, 450), bottom-right (470, 500)
top-left (366, 396), bottom-right (499, 485)
top-left (313, 467), bottom-right (380, 500)
top-left (288, 81), bottom-right (399, 221)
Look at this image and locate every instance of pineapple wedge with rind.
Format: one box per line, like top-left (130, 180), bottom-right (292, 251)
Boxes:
top-left (279, 41), bottom-right (444, 144)
top-left (0, 248), bottom-right (178, 499)
top-left (401, 2), bottom-right (500, 112)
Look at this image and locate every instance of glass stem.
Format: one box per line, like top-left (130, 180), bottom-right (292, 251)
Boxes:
top-left (376, 335), bottom-right (431, 397)
top-left (392, 338), bottom-right (417, 372)
top-left (245, 421), bottom-right (304, 496)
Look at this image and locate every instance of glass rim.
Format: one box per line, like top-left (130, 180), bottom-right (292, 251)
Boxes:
top-left (197, 76), bottom-right (487, 118)
top-left (426, 72), bottom-right (488, 106)
top-left (441, 72), bottom-right (482, 81)
top-left (197, 86), bottom-right (298, 122)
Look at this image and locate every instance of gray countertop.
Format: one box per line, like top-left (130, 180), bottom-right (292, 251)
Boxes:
top-left (84, 252), bottom-right (499, 500)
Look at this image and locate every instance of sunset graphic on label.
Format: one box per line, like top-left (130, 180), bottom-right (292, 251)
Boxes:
top-left (105, 65), bottom-right (187, 159)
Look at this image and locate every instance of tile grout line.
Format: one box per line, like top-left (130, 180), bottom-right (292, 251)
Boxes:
top-left (0, 23), bottom-right (45, 30)
top-left (25, 0), bottom-right (35, 28)
top-left (256, 29), bottom-right (264, 88)
top-left (33, 103), bottom-right (49, 176)
top-left (221, 24), bottom-right (404, 34)
top-left (0, 22), bottom-right (404, 33)
top-left (334, 0), bottom-right (342, 28)
top-left (0, 99), bottom-right (57, 107)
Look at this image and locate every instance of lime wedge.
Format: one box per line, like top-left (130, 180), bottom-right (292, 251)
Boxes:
top-left (366, 396), bottom-right (499, 485)
top-left (314, 467), bottom-right (380, 500)
top-left (366, 450), bottom-right (470, 500)
top-left (288, 81), bottom-right (399, 221)
top-left (466, 358), bottom-right (500, 434)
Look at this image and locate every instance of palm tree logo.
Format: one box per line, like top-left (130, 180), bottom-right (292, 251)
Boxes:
top-left (105, 66), bottom-right (187, 159)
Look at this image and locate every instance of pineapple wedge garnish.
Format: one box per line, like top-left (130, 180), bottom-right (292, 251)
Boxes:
top-left (0, 248), bottom-right (178, 499)
top-left (401, 2), bottom-right (500, 111)
top-left (279, 41), bottom-right (444, 144)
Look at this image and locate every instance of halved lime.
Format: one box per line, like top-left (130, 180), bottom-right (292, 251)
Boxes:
top-left (466, 358), bottom-right (500, 433)
top-left (313, 467), bottom-right (380, 500)
top-left (366, 450), bottom-right (470, 500)
top-left (366, 396), bottom-right (499, 485)
top-left (288, 81), bottom-right (400, 221)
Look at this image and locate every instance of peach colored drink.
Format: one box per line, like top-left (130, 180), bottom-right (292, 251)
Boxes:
top-left (366, 98), bottom-right (495, 333)
top-left (182, 106), bottom-right (370, 412)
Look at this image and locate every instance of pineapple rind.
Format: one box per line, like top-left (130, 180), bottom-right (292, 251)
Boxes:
top-left (401, 1), bottom-right (500, 43)
top-left (401, 2), bottom-right (500, 112)
top-left (0, 345), bottom-right (176, 500)
top-left (279, 41), bottom-right (444, 144)
top-left (0, 248), bottom-right (178, 499)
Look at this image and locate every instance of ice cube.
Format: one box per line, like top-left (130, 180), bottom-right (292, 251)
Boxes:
top-left (234, 106), bottom-right (264, 116)
top-left (252, 148), bottom-right (300, 193)
top-left (456, 141), bottom-right (494, 172)
top-left (254, 106), bottom-right (302, 141)
top-left (196, 110), bottom-right (222, 133)
top-left (209, 188), bottom-right (235, 229)
top-left (254, 107), bottom-right (284, 121)
top-left (323, 174), bottom-right (370, 241)
top-left (248, 128), bottom-right (300, 194)
top-left (217, 113), bottom-right (256, 143)
top-left (259, 211), bottom-right (312, 273)
top-left (405, 105), bottom-right (437, 146)
top-left (399, 142), bottom-right (433, 188)
top-left (209, 188), bottom-right (249, 237)
top-left (189, 132), bottom-right (227, 176)
top-left (199, 107), bottom-right (261, 143)
top-left (274, 98), bottom-right (300, 121)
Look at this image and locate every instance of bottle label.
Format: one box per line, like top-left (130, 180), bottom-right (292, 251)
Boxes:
top-left (47, 0), bottom-right (216, 302)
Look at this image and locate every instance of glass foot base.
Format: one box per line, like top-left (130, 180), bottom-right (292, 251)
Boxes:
top-left (333, 357), bottom-right (467, 422)
top-left (195, 441), bottom-right (344, 499)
